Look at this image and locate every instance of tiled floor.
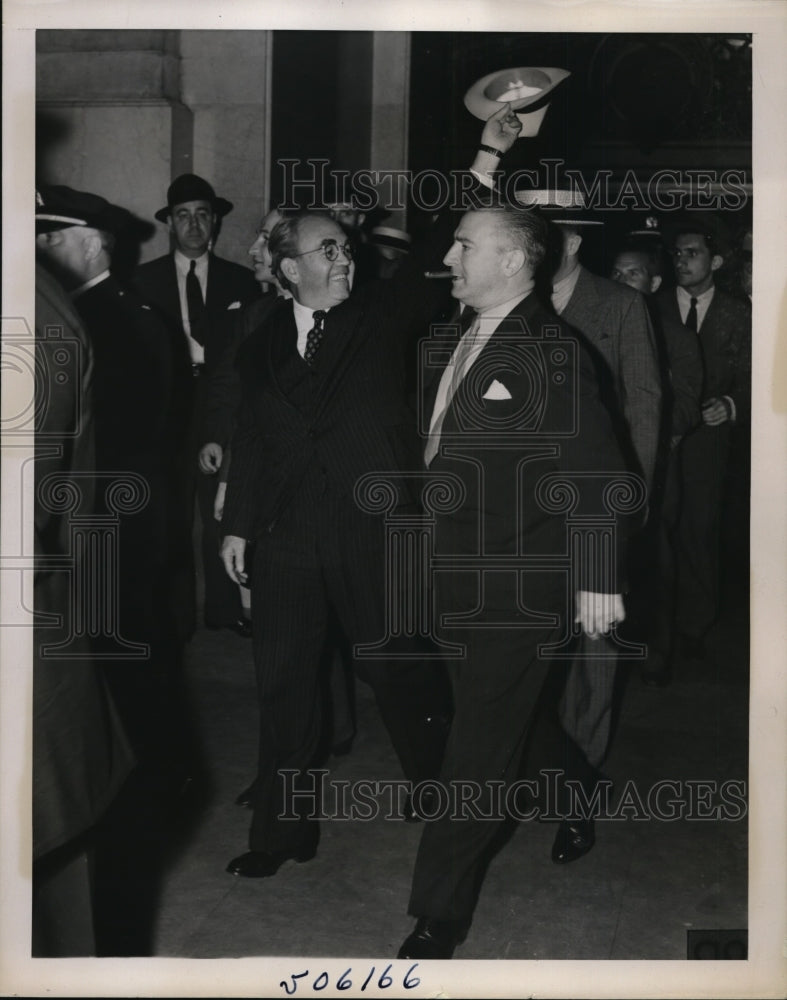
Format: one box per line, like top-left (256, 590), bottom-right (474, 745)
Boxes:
top-left (124, 584), bottom-right (749, 964)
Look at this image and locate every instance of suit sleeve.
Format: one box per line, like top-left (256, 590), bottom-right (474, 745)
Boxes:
top-left (617, 293), bottom-right (661, 490)
top-left (559, 341), bottom-right (633, 594)
top-left (201, 305), bottom-right (253, 448)
top-left (219, 376), bottom-right (263, 540)
top-left (726, 298), bottom-right (752, 423)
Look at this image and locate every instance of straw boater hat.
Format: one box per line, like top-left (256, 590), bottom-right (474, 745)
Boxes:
top-left (464, 66), bottom-right (571, 137)
top-left (511, 187), bottom-right (604, 226)
top-left (154, 173), bottom-right (233, 223)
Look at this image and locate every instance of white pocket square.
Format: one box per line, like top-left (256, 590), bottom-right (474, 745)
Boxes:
top-left (483, 379), bottom-right (512, 400)
top-left (227, 301), bottom-right (242, 310)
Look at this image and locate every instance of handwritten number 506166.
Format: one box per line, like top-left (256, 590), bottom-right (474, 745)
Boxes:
top-left (280, 963), bottom-right (421, 994)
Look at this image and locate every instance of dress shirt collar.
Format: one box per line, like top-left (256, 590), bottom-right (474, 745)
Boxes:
top-left (70, 269), bottom-right (111, 299)
top-left (551, 264), bottom-right (582, 316)
top-left (474, 285), bottom-right (533, 323)
top-left (174, 249), bottom-right (209, 279)
top-left (676, 283), bottom-right (715, 329)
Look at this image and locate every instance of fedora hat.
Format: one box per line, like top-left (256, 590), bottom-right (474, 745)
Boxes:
top-left (512, 187), bottom-right (604, 227)
top-left (155, 173), bottom-right (233, 223)
top-left (464, 66), bottom-right (570, 137)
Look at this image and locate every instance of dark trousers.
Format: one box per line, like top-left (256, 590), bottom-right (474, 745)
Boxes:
top-left (168, 371), bottom-right (241, 637)
top-left (558, 632), bottom-right (619, 769)
top-left (408, 621), bottom-right (559, 921)
top-left (674, 424), bottom-right (730, 639)
top-left (248, 484), bottom-right (447, 853)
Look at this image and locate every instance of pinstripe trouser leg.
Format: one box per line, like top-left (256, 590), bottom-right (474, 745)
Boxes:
top-left (558, 633), bottom-right (618, 770)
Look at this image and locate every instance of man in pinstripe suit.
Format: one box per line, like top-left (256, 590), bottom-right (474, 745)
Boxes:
top-left (218, 106), bottom-right (524, 879)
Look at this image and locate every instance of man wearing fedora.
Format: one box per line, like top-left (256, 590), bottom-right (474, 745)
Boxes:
top-left (133, 174), bottom-right (260, 641)
top-left (657, 213), bottom-right (751, 661)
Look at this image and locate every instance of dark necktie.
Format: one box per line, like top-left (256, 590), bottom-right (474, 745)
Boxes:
top-left (304, 310), bottom-right (327, 365)
top-left (186, 259), bottom-right (206, 346)
top-left (685, 296), bottom-right (698, 333)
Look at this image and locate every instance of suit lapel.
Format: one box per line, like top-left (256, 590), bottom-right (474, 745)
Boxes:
top-left (660, 289), bottom-right (683, 328)
top-left (164, 256), bottom-right (184, 331)
top-left (442, 295), bottom-right (538, 425)
top-left (309, 297), bottom-right (368, 418)
top-left (204, 253), bottom-right (226, 316)
top-left (563, 268), bottom-right (602, 342)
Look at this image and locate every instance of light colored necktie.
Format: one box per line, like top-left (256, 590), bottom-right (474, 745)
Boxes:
top-left (424, 308), bottom-right (480, 466)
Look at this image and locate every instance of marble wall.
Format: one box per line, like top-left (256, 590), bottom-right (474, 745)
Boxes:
top-left (36, 30), bottom-right (411, 264)
top-left (36, 30), bottom-right (271, 267)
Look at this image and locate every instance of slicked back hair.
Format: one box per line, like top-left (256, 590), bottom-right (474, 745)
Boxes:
top-left (479, 206), bottom-right (548, 271)
top-left (268, 210), bottom-right (336, 292)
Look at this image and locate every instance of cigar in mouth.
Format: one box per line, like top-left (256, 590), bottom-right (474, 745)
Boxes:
top-left (424, 270), bottom-right (454, 279)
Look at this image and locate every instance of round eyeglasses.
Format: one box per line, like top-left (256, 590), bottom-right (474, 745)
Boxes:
top-left (292, 239), bottom-right (354, 262)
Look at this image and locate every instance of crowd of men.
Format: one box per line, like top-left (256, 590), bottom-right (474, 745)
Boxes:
top-left (32, 103), bottom-right (752, 958)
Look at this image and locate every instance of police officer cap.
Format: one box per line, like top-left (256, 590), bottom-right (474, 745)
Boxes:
top-left (35, 184), bottom-right (134, 236)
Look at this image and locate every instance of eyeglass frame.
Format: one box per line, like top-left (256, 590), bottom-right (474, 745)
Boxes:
top-left (290, 238), bottom-right (355, 262)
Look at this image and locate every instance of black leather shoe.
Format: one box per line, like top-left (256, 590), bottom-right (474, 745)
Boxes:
top-left (235, 782), bottom-right (255, 808)
top-left (226, 841), bottom-right (317, 878)
top-left (403, 788), bottom-right (439, 823)
top-left (551, 818), bottom-right (595, 864)
top-left (397, 918), bottom-right (467, 960)
top-left (235, 617), bottom-right (253, 638)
